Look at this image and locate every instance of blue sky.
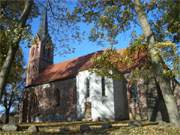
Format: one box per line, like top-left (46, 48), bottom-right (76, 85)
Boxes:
top-left (21, 0), bottom-right (142, 66)
top-left (22, 18), bottom-right (142, 65)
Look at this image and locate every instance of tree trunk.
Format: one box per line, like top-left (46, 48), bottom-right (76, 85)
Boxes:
top-left (0, 0), bottom-right (33, 100)
top-left (4, 108), bottom-right (10, 124)
top-left (0, 46), bottom-right (18, 99)
top-left (134, 0), bottom-right (180, 127)
top-left (150, 77), bottom-right (170, 122)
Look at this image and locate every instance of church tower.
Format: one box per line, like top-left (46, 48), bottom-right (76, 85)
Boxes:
top-left (26, 8), bottom-right (53, 86)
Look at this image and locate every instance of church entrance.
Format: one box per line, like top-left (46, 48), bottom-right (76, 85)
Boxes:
top-left (84, 102), bottom-right (91, 120)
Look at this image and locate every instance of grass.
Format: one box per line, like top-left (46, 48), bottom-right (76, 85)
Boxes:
top-left (0, 121), bottom-right (179, 135)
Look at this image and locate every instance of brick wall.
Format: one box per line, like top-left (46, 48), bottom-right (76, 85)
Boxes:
top-left (21, 77), bottom-right (77, 122)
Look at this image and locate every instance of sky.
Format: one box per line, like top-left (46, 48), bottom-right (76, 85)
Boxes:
top-left (22, 18), bottom-right (141, 63)
top-left (21, 1), bottom-right (142, 66)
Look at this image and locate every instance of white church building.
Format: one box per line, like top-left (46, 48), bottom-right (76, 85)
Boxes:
top-left (21, 9), bottom-right (148, 122)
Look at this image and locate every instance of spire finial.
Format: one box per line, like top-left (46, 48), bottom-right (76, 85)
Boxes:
top-left (38, 3), bottom-right (48, 40)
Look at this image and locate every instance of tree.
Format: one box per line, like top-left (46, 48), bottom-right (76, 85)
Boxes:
top-left (0, 80), bottom-right (24, 123)
top-left (150, 0), bottom-right (180, 43)
top-left (0, 29), bottom-right (25, 123)
top-left (134, 0), bottom-right (179, 127)
top-left (0, 0), bottom-right (34, 100)
top-left (72, 0), bottom-right (180, 126)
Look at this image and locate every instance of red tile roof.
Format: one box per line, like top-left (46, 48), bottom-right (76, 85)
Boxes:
top-left (28, 49), bottom-right (148, 86)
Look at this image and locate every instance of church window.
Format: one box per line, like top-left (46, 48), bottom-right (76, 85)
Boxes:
top-left (56, 89), bottom-right (60, 106)
top-left (101, 77), bottom-right (106, 96)
top-left (130, 83), bottom-right (139, 103)
top-left (47, 50), bottom-right (51, 58)
top-left (43, 46), bottom-right (46, 56)
top-left (85, 78), bottom-right (90, 98)
top-left (43, 44), bottom-right (52, 60)
top-left (33, 65), bottom-right (37, 72)
top-left (31, 47), bottom-right (35, 57)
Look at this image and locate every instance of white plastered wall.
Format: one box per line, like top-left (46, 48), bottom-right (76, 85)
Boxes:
top-left (76, 70), bottom-right (114, 121)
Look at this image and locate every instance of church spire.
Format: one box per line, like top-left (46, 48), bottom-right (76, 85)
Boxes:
top-left (26, 3), bottom-right (54, 86)
top-left (38, 6), bottom-right (48, 40)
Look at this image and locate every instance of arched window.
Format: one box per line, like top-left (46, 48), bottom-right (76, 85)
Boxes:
top-left (55, 89), bottom-right (60, 106)
top-left (101, 77), bottom-right (106, 96)
top-left (33, 65), bottom-right (37, 72)
top-left (85, 78), bottom-right (90, 98)
top-left (43, 45), bottom-right (52, 59)
top-left (130, 83), bottom-right (138, 103)
top-left (31, 47), bottom-right (35, 57)
top-left (47, 49), bottom-right (51, 58)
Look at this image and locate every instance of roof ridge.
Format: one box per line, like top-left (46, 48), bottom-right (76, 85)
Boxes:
top-left (26, 48), bottom-right (147, 87)
top-left (47, 50), bottom-right (103, 67)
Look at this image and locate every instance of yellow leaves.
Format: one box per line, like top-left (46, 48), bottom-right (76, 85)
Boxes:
top-left (99, 15), bottom-right (113, 28)
top-left (91, 46), bottom-right (148, 80)
top-left (153, 41), bottom-right (177, 59)
top-left (152, 41), bottom-right (179, 79)
top-left (149, 48), bottom-right (161, 63)
top-left (105, 5), bottom-right (118, 13)
top-left (128, 125), bottom-right (180, 135)
top-left (154, 41), bottom-right (176, 50)
top-left (112, 24), bottom-right (118, 30)
top-left (117, 55), bottom-right (133, 67)
top-left (100, 15), bottom-right (109, 24)
top-left (163, 69), bottom-right (173, 78)
top-left (100, 15), bottom-right (107, 20)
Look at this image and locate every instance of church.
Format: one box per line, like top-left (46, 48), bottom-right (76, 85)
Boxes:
top-left (21, 10), bottom-right (179, 123)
